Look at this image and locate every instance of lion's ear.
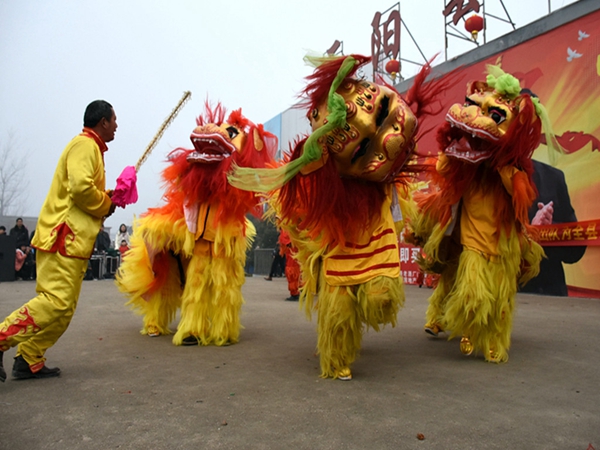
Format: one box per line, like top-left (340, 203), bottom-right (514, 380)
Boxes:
top-left (250, 125), bottom-right (278, 159)
top-left (253, 128), bottom-right (264, 151)
top-left (517, 96), bottom-right (539, 125)
top-left (467, 80), bottom-right (488, 95)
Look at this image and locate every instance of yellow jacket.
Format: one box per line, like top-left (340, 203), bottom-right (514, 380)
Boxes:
top-left (32, 132), bottom-right (112, 259)
top-left (322, 187), bottom-right (401, 286)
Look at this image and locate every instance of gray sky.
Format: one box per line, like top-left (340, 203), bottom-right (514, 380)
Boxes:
top-left (0, 0), bottom-right (575, 235)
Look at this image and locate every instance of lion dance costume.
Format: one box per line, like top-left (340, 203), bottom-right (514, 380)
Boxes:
top-left (408, 65), bottom-right (558, 362)
top-left (229, 54), bottom-right (445, 379)
top-left (116, 105), bottom-right (276, 346)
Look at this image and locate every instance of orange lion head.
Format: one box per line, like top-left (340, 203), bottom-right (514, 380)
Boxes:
top-left (439, 65), bottom-right (542, 170)
top-left (162, 103), bottom-right (277, 221)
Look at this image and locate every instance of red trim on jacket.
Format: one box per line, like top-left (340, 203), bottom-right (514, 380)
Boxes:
top-left (342, 228), bottom-right (395, 250)
top-left (325, 262), bottom-right (400, 277)
top-left (328, 244), bottom-right (399, 260)
top-left (80, 127), bottom-right (108, 162)
top-left (31, 222), bottom-right (90, 260)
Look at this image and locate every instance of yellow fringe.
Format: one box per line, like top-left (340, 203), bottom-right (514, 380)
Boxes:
top-left (406, 200), bottom-right (452, 269)
top-left (280, 220), bottom-right (327, 320)
top-left (115, 215), bottom-right (189, 335)
top-left (315, 270), bottom-right (404, 379)
top-left (269, 188), bottom-right (405, 378)
top-left (438, 230), bottom-right (536, 363)
top-left (424, 261), bottom-right (458, 328)
top-left (116, 212), bottom-right (255, 344)
top-left (175, 219), bottom-right (253, 345)
top-left (518, 234), bottom-right (545, 286)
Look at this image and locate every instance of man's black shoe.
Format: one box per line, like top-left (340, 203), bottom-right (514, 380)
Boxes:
top-left (285, 295), bottom-right (299, 301)
top-left (12, 355), bottom-right (60, 380)
top-left (0, 351), bottom-right (6, 383)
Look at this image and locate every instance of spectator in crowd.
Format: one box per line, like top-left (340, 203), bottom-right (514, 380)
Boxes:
top-left (264, 241), bottom-right (285, 281)
top-left (0, 226), bottom-right (6, 235)
top-left (118, 239), bottom-right (129, 258)
top-left (114, 223), bottom-right (130, 248)
top-left (95, 226), bottom-right (111, 254)
top-left (9, 218), bottom-right (30, 248)
top-left (15, 245), bottom-right (34, 280)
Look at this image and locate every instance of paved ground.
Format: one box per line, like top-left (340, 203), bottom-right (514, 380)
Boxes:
top-left (0, 276), bottom-right (598, 450)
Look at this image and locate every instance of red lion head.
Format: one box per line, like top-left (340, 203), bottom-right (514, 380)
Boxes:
top-left (161, 102), bottom-right (277, 223)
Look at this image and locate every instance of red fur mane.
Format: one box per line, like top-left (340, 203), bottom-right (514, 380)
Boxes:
top-left (298, 54), bottom-right (371, 113)
top-left (278, 138), bottom-right (387, 247)
top-left (154, 104), bottom-right (276, 227)
top-left (418, 92), bottom-right (542, 236)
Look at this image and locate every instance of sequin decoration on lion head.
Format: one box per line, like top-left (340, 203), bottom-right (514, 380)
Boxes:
top-left (304, 68), bottom-right (417, 182)
top-left (227, 54), bottom-right (448, 247)
top-left (228, 54), bottom-right (443, 194)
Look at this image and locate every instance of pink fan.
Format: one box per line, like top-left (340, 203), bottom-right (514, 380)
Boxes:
top-left (112, 166), bottom-right (138, 207)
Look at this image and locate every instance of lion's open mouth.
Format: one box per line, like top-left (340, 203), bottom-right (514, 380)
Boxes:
top-left (444, 115), bottom-right (494, 164)
top-left (445, 135), bottom-right (492, 163)
top-left (187, 132), bottom-right (236, 163)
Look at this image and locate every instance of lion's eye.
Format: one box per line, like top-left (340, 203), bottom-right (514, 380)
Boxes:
top-left (226, 126), bottom-right (239, 139)
top-left (376, 96), bottom-right (390, 127)
top-left (489, 107), bottom-right (506, 125)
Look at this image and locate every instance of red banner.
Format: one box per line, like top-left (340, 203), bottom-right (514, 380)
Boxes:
top-left (535, 220), bottom-right (600, 246)
top-left (398, 242), bottom-right (421, 285)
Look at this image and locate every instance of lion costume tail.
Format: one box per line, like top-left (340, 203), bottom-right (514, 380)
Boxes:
top-left (115, 211), bottom-right (193, 336)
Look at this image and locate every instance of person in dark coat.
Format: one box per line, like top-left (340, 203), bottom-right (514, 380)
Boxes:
top-left (521, 160), bottom-right (586, 296)
top-left (94, 226), bottom-right (111, 254)
top-left (9, 218), bottom-right (30, 248)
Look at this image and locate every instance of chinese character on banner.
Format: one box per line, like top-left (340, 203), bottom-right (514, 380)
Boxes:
top-left (400, 247), bottom-right (410, 263)
top-left (411, 247), bottom-right (420, 263)
top-left (371, 8), bottom-right (401, 78)
top-left (585, 223), bottom-right (598, 241)
top-left (443, 0), bottom-right (480, 25)
top-left (572, 225), bottom-right (585, 240)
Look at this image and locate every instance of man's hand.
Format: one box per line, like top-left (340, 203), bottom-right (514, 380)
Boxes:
top-left (531, 201), bottom-right (554, 226)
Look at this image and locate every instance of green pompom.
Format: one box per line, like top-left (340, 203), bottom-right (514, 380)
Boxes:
top-left (486, 72), bottom-right (521, 98)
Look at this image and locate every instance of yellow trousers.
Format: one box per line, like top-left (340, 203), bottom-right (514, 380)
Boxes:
top-left (0, 250), bottom-right (87, 371)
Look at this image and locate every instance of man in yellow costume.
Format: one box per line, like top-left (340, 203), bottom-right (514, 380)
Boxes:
top-left (407, 67), bottom-right (558, 362)
top-left (0, 100), bottom-right (117, 381)
top-left (229, 55), bottom-right (447, 380)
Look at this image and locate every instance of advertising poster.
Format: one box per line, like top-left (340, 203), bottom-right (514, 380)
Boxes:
top-left (404, 8), bottom-right (600, 297)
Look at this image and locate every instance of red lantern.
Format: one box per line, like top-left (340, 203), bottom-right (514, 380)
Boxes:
top-left (385, 59), bottom-right (401, 81)
top-left (465, 14), bottom-right (484, 41)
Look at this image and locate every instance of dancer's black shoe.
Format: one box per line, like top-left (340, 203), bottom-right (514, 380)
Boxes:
top-left (12, 355), bottom-right (60, 380)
